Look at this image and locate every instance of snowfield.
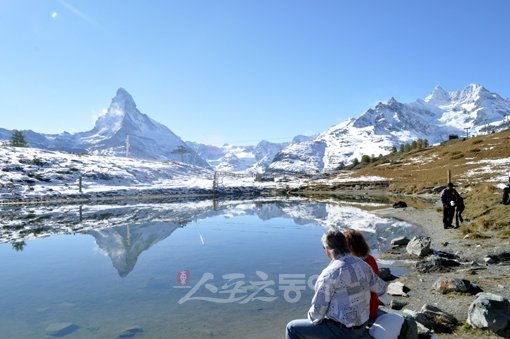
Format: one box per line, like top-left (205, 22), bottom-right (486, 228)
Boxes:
top-left (0, 146), bottom-right (297, 202)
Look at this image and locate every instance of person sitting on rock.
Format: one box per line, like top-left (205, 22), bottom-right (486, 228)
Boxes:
top-left (344, 229), bottom-right (381, 322)
top-left (285, 229), bottom-right (387, 339)
top-left (440, 182), bottom-right (462, 229)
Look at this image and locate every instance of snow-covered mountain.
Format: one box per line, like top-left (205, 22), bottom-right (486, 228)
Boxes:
top-left (269, 84), bottom-right (510, 174)
top-left (187, 139), bottom-right (290, 173)
top-left (1, 89), bottom-right (210, 168)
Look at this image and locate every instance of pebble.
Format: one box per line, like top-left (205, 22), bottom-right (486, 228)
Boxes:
top-left (118, 326), bottom-right (144, 338)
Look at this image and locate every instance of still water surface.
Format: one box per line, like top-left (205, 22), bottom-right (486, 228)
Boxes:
top-left (0, 199), bottom-right (419, 338)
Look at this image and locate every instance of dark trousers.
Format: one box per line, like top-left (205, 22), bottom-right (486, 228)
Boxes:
top-left (455, 206), bottom-right (464, 226)
top-left (503, 186), bottom-right (510, 205)
top-left (443, 206), bottom-right (455, 228)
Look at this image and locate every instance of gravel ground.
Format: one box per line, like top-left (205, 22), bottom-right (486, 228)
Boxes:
top-left (373, 205), bottom-right (510, 338)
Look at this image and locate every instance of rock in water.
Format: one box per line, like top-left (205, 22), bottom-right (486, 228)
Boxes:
top-left (45, 322), bottom-right (79, 337)
top-left (118, 326), bottom-right (144, 338)
top-left (467, 293), bottom-right (510, 335)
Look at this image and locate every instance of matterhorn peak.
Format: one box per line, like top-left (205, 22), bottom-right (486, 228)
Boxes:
top-left (111, 87), bottom-right (137, 112)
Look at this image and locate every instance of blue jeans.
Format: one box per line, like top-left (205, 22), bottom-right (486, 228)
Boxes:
top-left (286, 318), bottom-right (370, 339)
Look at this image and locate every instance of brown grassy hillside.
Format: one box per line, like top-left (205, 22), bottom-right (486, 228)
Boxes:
top-left (347, 129), bottom-right (510, 237)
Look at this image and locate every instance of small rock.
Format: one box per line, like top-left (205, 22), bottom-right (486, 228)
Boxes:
top-left (45, 322), bottom-right (79, 337)
top-left (416, 321), bottom-right (432, 337)
top-left (406, 236), bottom-right (431, 257)
top-left (416, 255), bottom-right (460, 273)
top-left (484, 256), bottom-right (497, 264)
top-left (118, 326), bottom-right (144, 338)
top-left (430, 249), bottom-right (459, 260)
top-left (379, 267), bottom-right (397, 281)
top-left (391, 236), bottom-right (410, 246)
top-left (387, 281), bottom-right (409, 297)
top-left (392, 201), bottom-right (408, 208)
top-left (432, 277), bottom-right (471, 294)
top-left (390, 299), bottom-right (408, 310)
top-left (399, 314), bottom-right (418, 339)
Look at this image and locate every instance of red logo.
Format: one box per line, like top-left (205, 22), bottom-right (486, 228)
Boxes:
top-left (177, 270), bottom-right (190, 286)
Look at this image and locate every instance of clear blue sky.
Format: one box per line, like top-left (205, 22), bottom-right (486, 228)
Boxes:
top-left (1, 0), bottom-right (510, 145)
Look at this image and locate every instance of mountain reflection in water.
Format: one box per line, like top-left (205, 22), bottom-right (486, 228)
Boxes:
top-left (1, 197), bottom-right (423, 278)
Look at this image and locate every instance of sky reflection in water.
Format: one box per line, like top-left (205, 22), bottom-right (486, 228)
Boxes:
top-left (0, 199), bottom-right (420, 338)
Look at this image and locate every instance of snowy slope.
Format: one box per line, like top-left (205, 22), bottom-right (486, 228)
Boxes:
top-left (0, 146), bottom-right (305, 201)
top-left (187, 139), bottom-right (289, 173)
top-left (269, 84), bottom-right (510, 173)
top-left (0, 146), bottom-right (215, 201)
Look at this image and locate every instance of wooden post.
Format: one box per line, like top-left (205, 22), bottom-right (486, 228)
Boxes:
top-left (79, 174), bottom-right (83, 193)
top-left (447, 169), bottom-right (451, 184)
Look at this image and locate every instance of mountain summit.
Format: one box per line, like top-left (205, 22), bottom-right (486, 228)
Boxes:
top-left (78, 88), bottom-right (210, 167)
top-left (268, 84), bottom-right (510, 174)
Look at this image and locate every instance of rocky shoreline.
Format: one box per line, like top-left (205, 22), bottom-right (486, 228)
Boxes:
top-left (373, 205), bottom-right (510, 338)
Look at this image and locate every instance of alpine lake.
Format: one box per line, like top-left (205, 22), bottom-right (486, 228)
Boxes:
top-left (0, 197), bottom-right (422, 339)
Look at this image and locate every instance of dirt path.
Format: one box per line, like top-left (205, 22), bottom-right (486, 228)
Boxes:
top-left (373, 205), bottom-right (510, 337)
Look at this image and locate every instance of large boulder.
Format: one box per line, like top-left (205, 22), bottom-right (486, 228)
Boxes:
top-left (406, 236), bottom-right (431, 257)
top-left (467, 293), bottom-right (510, 335)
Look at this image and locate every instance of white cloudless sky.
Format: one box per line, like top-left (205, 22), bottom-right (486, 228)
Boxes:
top-left (1, 0), bottom-right (510, 145)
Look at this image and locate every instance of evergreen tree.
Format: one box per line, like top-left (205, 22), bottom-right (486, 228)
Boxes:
top-left (391, 146), bottom-right (397, 153)
top-left (9, 130), bottom-right (28, 147)
top-left (361, 155), bottom-right (371, 163)
top-left (352, 158), bottom-right (359, 167)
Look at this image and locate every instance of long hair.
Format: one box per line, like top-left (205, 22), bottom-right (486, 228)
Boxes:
top-left (344, 229), bottom-right (370, 257)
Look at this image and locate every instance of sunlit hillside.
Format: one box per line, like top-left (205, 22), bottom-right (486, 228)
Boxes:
top-left (351, 128), bottom-right (510, 237)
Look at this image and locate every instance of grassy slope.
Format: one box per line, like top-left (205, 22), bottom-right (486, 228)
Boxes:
top-left (350, 129), bottom-right (510, 237)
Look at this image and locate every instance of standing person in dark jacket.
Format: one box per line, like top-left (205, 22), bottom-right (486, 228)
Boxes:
top-left (440, 182), bottom-right (462, 229)
top-left (455, 195), bottom-right (465, 228)
top-left (502, 174), bottom-right (510, 205)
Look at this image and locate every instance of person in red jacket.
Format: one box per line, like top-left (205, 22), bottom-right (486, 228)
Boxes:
top-left (344, 229), bottom-right (380, 322)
